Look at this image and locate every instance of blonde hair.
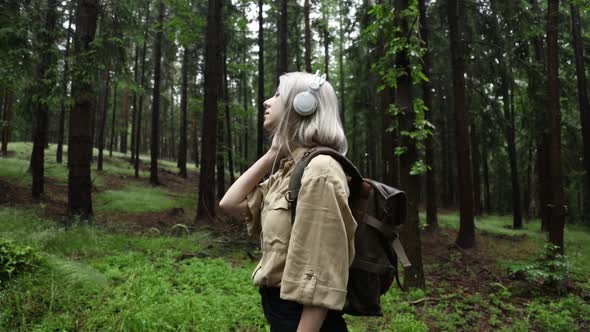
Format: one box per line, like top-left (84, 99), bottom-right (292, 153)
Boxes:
top-left (272, 72), bottom-right (348, 158)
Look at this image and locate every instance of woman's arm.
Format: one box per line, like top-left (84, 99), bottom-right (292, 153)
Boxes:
top-left (297, 306), bottom-right (328, 332)
top-left (219, 138), bottom-right (281, 219)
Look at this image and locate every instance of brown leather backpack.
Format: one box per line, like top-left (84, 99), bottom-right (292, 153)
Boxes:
top-left (286, 146), bottom-right (411, 316)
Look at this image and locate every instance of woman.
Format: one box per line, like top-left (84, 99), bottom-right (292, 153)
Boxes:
top-left (219, 71), bottom-right (357, 332)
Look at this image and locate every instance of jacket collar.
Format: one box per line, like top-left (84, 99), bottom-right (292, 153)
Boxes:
top-left (278, 146), bottom-right (314, 171)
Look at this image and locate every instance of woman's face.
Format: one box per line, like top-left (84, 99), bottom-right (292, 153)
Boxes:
top-left (263, 89), bottom-right (285, 132)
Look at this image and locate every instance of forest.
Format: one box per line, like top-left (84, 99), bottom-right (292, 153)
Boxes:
top-left (0, 0), bottom-right (589, 331)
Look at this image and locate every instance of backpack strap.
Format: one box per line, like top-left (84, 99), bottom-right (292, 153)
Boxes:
top-left (286, 146), bottom-right (363, 225)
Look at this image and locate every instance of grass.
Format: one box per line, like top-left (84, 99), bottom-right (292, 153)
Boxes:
top-left (423, 212), bottom-right (590, 278)
top-left (95, 185), bottom-right (179, 213)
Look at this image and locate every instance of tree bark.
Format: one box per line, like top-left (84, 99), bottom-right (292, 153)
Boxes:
top-left (420, 0), bottom-right (438, 228)
top-left (150, 0), bottom-right (164, 185)
top-left (257, 0), bottom-right (265, 158)
top-left (57, 7), bottom-right (74, 164)
top-left (545, 0), bottom-right (565, 254)
top-left (470, 121), bottom-right (482, 216)
top-left (109, 82), bottom-right (117, 157)
top-left (448, 0), bottom-right (475, 248)
top-left (68, 0), bottom-right (99, 220)
top-left (130, 44), bottom-right (140, 161)
top-left (338, 0), bottom-right (345, 128)
top-left (135, 0), bottom-right (151, 178)
top-left (395, 0), bottom-right (425, 289)
top-left (97, 70), bottom-right (111, 171)
top-left (197, 0), bottom-right (224, 221)
top-left (32, 0), bottom-right (58, 200)
top-left (571, 3), bottom-right (590, 222)
top-left (120, 88), bottom-right (129, 153)
top-left (223, 50), bottom-right (235, 184)
top-left (1, 92), bottom-right (13, 157)
top-left (178, 47), bottom-right (189, 178)
top-left (277, 0), bottom-right (288, 82)
top-left (304, 0), bottom-right (312, 73)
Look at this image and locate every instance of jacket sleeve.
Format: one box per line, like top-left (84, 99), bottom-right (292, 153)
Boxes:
top-left (245, 177), bottom-right (269, 238)
top-left (279, 156), bottom-right (357, 310)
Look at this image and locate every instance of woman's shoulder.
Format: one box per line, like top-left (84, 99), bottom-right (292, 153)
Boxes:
top-left (302, 154), bottom-right (347, 184)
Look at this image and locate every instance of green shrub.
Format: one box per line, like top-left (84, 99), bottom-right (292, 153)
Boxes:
top-left (509, 244), bottom-right (571, 295)
top-left (0, 238), bottom-right (39, 285)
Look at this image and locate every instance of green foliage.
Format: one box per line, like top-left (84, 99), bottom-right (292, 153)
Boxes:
top-left (95, 185), bottom-right (178, 213)
top-left (526, 296), bottom-right (590, 332)
top-left (0, 239), bottom-right (39, 285)
top-left (509, 244), bottom-right (572, 294)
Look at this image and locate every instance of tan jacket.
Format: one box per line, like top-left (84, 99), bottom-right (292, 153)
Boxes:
top-left (245, 146), bottom-right (357, 311)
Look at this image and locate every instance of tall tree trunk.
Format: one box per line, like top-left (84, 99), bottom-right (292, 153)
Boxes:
top-left (68, 0), bottom-right (99, 220)
top-left (170, 86), bottom-right (176, 160)
top-left (97, 70), bottom-right (110, 171)
top-left (338, 0), bottom-right (345, 128)
top-left (571, 3), bottom-right (590, 222)
top-left (192, 107), bottom-right (199, 166)
top-left (506, 79), bottom-right (522, 228)
top-left (545, 0), bottom-right (565, 254)
top-left (448, 0), bottom-right (475, 248)
top-left (304, 0), bottom-right (312, 73)
top-left (1, 92), bottom-right (13, 157)
top-left (528, 0), bottom-right (550, 231)
top-left (395, 0), bottom-right (425, 289)
top-left (223, 50), bottom-right (235, 184)
top-left (130, 44), bottom-right (140, 161)
top-left (470, 121), bottom-right (482, 216)
top-left (178, 48), bottom-right (189, 177)
top-left (150, 0), bottom-right (164, 185)
top-left (57, 7), bottom-right (73, 164)
top-left (32, 0), bottom-right (58, 200)
top-left (257, 0), bottom-right (264, 158)
top-left (197, 0), bottom-right (224, 221)
top-left (482, 145), bottom-right (491, 213)
top-left (135, 0), bottom-right (151, 178)
top-left (277, 0), bottom-right (288, 82)
top-left (323, 16), bottom-right (329, 79)
top-left (109, 82), bottom-right (117, 157)
top-left (120, 88), bottom-right (129, 153)
top-left (420, 0), bottom-right (438, 228)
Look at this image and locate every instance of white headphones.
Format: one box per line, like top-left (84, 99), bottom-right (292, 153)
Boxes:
top-left (292, 70), bottom-right (327, 116)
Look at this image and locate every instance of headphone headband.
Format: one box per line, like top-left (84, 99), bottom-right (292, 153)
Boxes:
top-left (293, 70), bottom-right (326, 116)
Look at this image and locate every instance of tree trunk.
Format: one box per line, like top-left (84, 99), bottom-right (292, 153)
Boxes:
top-left (470, 121), bottom-right (482, 216)
top-left (257, 0), bottom-right (265, 158)
top-left (57, 8), bottom-right (73, 164)
top-left (130, 44), bottom-right (140, 161)
top-left (120, 88), bottom-right (129, 153)
top-left (277, 0), bottom-right (288, 82)
top-left (197, 0), bottom-right (224, 221)
top-left (1, 92), bottom-right (13, 157)
top-left (338, 0), bottom-right (345, 128)
top-left (545, 0), bottom-right (565, 254)
top-left (178, 47), bottom-right (189, 178)
top-left (109, 82), bottom-right (117, 157)
top-left (150, 0), bottom-right (164, 185)
top-left (420, 0), bottom-right (438, 229)
top-left (571, 3), bottom-right (590, 222)
top-left (323, 16), bottom-right (329, 79)
top-left (507, 79), bottom-right (522, 228)
top-left (32, 0), bottom-right (58, 200)
top-left (135, 0), bottom-right (151, 178)
top-left (395, 0), bottom-right (425, 289)
top-left (223, 50), bottom-right (235, 184)
top-left (448, 0), bottom-right (475, 248)
top-left (304, 0), bottom-right (312, 73)
top-left (68, 0), bottom-right (99, 220)
top-left (482, 145), bottom-right (491, 213)
top-left (97, 70), bottom-right (110, 171)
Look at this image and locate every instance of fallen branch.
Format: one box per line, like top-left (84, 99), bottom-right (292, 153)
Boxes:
top-left (408, 297), bottom-right (439, 305)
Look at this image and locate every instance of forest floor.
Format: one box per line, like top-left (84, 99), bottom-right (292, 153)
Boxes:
top-left (1, 142), bottom-right (589, 332)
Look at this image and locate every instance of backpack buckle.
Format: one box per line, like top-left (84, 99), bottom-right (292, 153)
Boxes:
top-left (285, 191), bottom-right (295, 202)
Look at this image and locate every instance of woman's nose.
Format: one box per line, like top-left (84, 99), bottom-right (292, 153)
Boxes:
top-left (263, 99), bottom-right (271, 109)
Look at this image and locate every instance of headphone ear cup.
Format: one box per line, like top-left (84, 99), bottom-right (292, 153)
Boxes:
top-left (293, 91), bottom-right (317, 116)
